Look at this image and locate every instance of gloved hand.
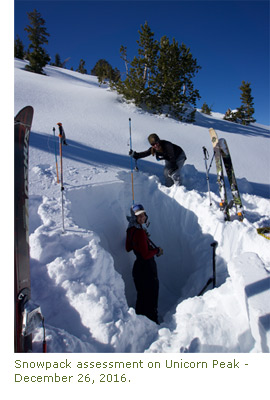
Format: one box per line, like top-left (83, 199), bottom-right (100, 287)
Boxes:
top-left (129, 150), bottom-right (138, 159)
top-left (157, 247), bottom-right (163, 257)
top-left (151, 147), bottom-right (156, 156)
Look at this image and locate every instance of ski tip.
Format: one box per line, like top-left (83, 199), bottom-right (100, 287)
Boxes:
top-left (14, 105), bottom-right (34, 125)
top-left (257, 227), bottom-right (270, 240)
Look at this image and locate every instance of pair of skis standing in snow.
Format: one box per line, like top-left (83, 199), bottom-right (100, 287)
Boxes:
top-left (206, 128), bottom-right (244, 222)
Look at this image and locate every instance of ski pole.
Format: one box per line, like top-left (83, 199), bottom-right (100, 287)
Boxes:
top-left (53, 127), bottom-right (60, 183)
top-left (42, 317), bottom-right (47, 353)
top-left (211, 241), bottom-right (218, 288)
top-left (198, 277), bottom-right (213, 296)
top-left (203, 146), bottom-right (213, 206)
top-left (198, 240), bottom-right (218, 296)
top-left (129, 118), bottom-right (135, 204)
top-left (58, 124), bottom-right (65, 233)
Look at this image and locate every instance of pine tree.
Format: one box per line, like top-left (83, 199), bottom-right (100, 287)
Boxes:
top-left (155, 38), bottom-right (201, 121)
top-left (136, 22), bottom-right (159, 90)
top-left (76, 59), bottom-right (87, 74)
top-left (236, 81), bottom-right (256, 125)
top-left (15, 35), bottom-right (25, 59)
top-left (201, 102), bottom-right (212, 115)
top-left (120, 45), bottom-right (129, 77)
top-left (223, 108), bottom-right (237, 122)
top-left (51, 53), bottom-right (63, 67)
top-left (24, 9), bottom-right (50, 74)
top-left (91, 59), bottom-right (120, 85)
top-left (114, 22), bottom-right (158, 107)
top-left (152, 36), bottom-right (181, 117)
top-left (114, 22), bottom-right (201, 122)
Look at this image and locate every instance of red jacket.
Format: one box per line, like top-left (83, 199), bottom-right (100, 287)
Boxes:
top-left (126, 227), bottom-right (158, 260)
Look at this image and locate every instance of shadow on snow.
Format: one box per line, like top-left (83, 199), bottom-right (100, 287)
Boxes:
top-left (195, 112), bottom-right (270, 138)
top-left (30, 131), bottom-right (270, 199)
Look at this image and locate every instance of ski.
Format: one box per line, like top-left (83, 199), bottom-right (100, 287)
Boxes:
top-left (218, 138), bottom-right (244, 221)
top-left (209, 128), bottom-right (229, 220)
top-left (57, 123), bottom-right (65, 233)
top-left (14, 106), bottom-right (34, 352)
top-left (209, 128), bottom-right (244, 222)
top-left (257, 227), bottom-right (270, 240)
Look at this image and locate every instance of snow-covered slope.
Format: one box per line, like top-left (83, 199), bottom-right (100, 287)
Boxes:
top-left (14, 59), bottom-right (270, 353)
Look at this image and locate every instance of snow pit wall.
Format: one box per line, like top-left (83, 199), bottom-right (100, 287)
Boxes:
top-left (66, 176), bottom-right (227, 320)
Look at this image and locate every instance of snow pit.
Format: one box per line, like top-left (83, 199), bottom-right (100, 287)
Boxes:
top-left (67, 174), bottom-right (228, 320)
top-left (16, 59), bottom-right (270, 353)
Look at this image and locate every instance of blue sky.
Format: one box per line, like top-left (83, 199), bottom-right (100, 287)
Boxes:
top-left (14, 0), bottom-right (269, 125)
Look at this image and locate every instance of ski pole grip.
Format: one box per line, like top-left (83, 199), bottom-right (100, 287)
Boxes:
top-left (203, 146), bottom-right (209, 159)
top-left (211, 241), bottom-right (218, 249)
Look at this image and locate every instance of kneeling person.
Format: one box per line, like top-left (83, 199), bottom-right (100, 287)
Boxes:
top-left (130, 133), bottom-right (186, 187)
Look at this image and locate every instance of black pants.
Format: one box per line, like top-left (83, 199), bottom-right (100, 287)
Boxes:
top-left (132, 257), bottom-right (159, 324)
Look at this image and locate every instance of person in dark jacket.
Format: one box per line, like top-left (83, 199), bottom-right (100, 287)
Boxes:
top-left (130, 133), bottom-right (186, 187)
top-left (126, 204), bottom-right (163, 324)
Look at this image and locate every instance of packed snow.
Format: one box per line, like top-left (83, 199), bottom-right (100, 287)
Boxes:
top-left (14, 59), bottom-right (270, 353)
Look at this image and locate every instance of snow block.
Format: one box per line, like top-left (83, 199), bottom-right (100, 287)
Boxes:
top-left (228, 252), bottom-right (270, 352)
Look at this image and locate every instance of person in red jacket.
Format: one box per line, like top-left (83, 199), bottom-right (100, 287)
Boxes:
top-left (126, 204), bottom-right (163, 324)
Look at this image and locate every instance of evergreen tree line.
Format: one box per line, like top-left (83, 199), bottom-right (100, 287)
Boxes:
top-left (15, 9), bottom-right (50, 74)
top-left (15, 9), bottom-right (256, 125)
top-left (201, 80), bottom-right (256, 126)
top-left (223, 81), bottom-right (256, 125)
top-left (14, 10), bottom-right (120, 82)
